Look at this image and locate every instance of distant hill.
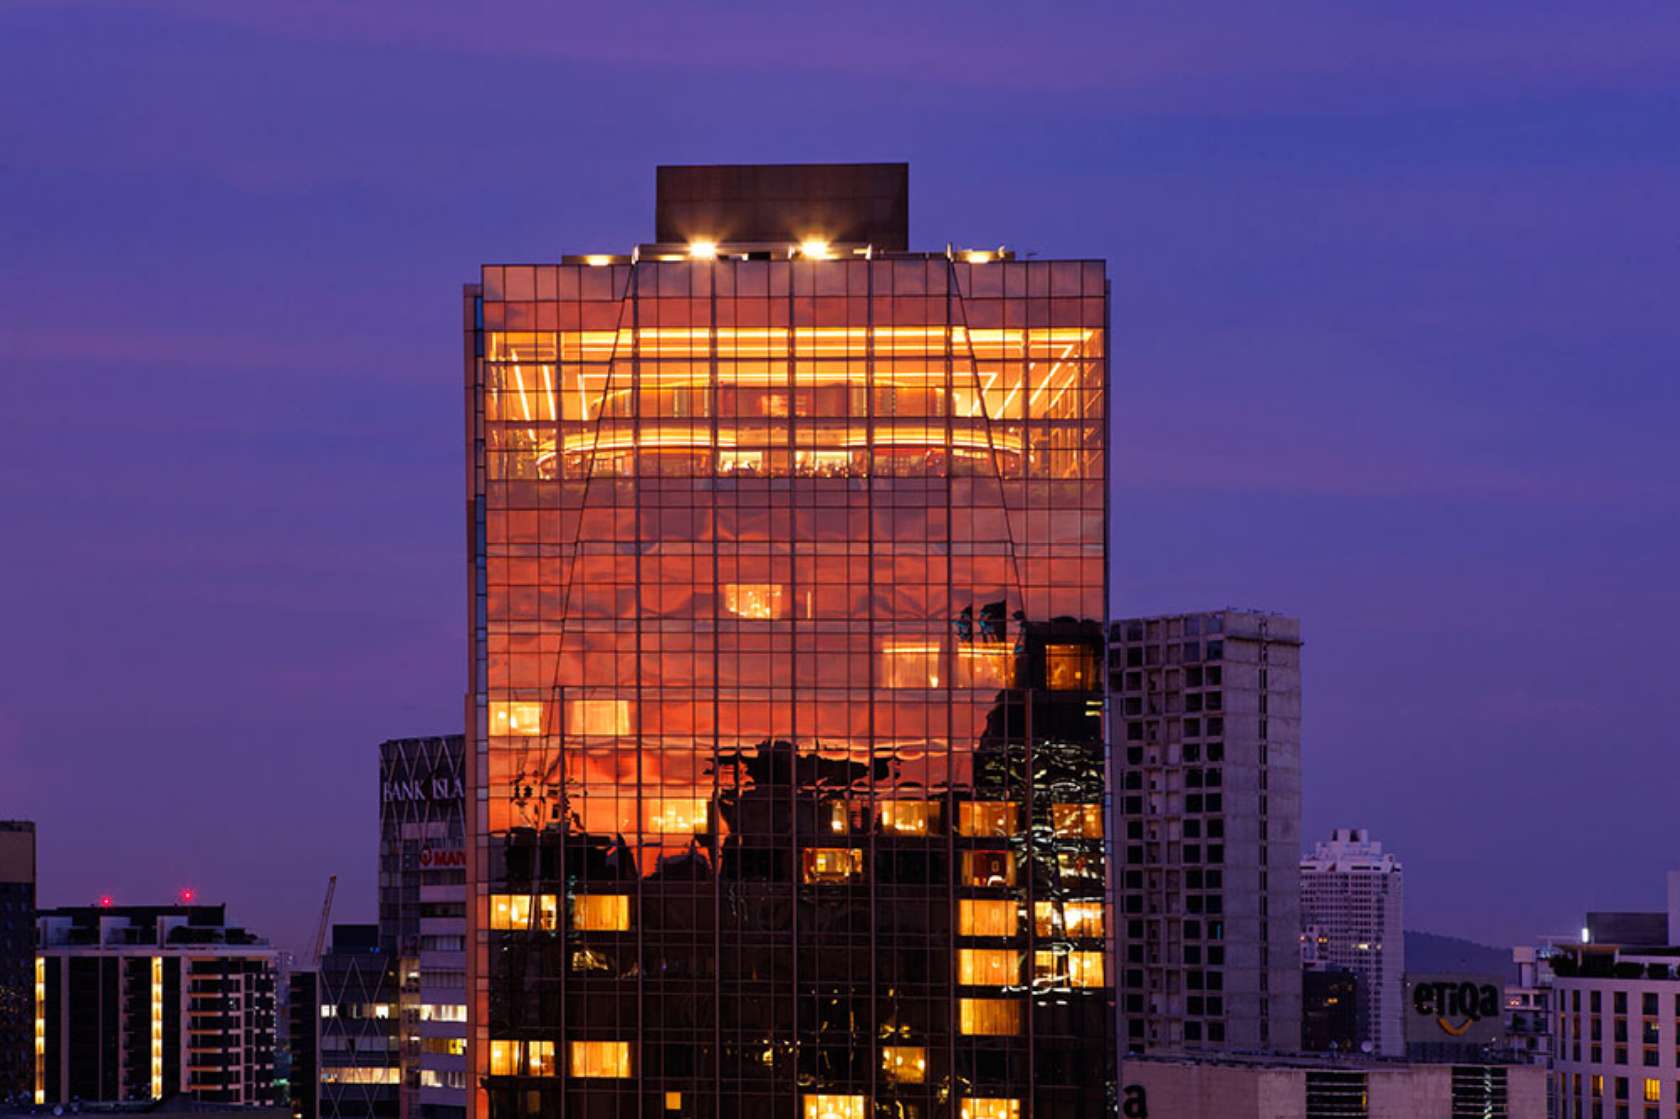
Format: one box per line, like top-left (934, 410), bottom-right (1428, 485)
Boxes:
top-left (1404, 930), bottom-right (1518, 983)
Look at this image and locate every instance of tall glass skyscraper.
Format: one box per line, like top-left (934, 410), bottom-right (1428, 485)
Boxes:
top-left (464, 164), bottom-right (1112, 1119)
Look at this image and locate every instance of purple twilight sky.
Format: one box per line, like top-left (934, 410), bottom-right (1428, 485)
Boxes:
top-left (2, 1), bottom-right (1677, 957)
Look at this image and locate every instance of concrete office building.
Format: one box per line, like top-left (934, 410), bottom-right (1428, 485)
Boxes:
top-left (1550, 872), bottom-right (1680, 1119)
top-left (0, 823), bottom-right (34, 1106)
top-left (379, 736), bottom-right (467, 1119)
top-left (1301, 829), bottom-right (1404, 1057)
top-left (1108, 610), bottom-right (1303, 1053)
top-left (35, 904), bottom-right (277, 1107)
top-left (465, 163), bottom-right (1114, 1117)
top-left (1125, 1054), bottom-right (1543, 1119)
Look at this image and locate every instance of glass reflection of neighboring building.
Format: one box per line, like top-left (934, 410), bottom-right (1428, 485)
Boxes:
top-left (463, 164), bottom-right (1112, 1119)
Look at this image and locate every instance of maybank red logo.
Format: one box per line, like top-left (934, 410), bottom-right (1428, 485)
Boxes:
top-left (419, 847), bottom-right (466, 869)
top-left (1413, 981), bottom-right (1499, 1037)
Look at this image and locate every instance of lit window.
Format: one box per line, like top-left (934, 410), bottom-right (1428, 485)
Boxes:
top-left (960, 1101), bottom-right (1021, 1119)
top-left (802, 848), bottom-right (863, 884)
top-left (956, 801), bottom-right (1019, 836)
top-left (489, 894), bottom-right (558, 931)
top-left (320, 1068), bottom-right (401, 1085)
top-left (827, 800), bottom-right (851, 834)
top-left (565, 699), bottom-right (633, 737)
top-left (1063, 901), bottom-right (1106, 938)
top-left (665, 1092), bottom-right (682, 1111)
top-left (489, 701), bottom-right (543, 736)
top-left (881, 1045), bottom-right (926, 1084)
top-left (959, 998), bottom-right (1022, 1036)
top-left (1069, 950), bottom-right (1105, 988)
top-left (643, 796), bottom-right (708, 834)
top-left (1645, 1079), bottom-right (1661, 1103)
top-left (955, 645), bottom-right (1016, 688)
top-left (570, 894), bottom-right (630, 932)
top-left (569, 1040), bottom-right (631, 1079)
top-left (959, 899), bottom-right (1017, 937)
top-left (802, 1095), bottom-right (864, 1119)
top-left (1044, 644), bottom-right (1099, 690)
top-left (488, 1040), bottom-right (556, 1077)
top-left (722, 583), bottom-right (784, 619)
top-left (879, 800), bottom-right (939, 835)
top-left (958, 949), bottom-right (1019, 986)
top-left (882, 642), bottom-right (942, 687)
top-left (961, 850), bottom-right (1016, 887)
top-left (1051, 803), bottom-right (1104, 838)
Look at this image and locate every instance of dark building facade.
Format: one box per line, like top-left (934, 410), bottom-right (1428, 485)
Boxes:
top-left (290, 969), bottom-right (320, 1119)
top-left (1300, 969), bottom-right (1360, 1053)
top-left (380, 736), bottom-right (468, 1119)
top-left (0, 823), bottom-right (34, 1106)
top-left (317, 925), bottom-right (400, 1119)
top-left (35, 904), bottom-right (276, 1107)
top-left (464, 164), bottom-right (1113, 1118)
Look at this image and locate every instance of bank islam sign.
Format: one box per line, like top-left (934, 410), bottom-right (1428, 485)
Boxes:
top-left (1405, 972), bottom-right (1505, 1045)
top-left (382, 774), bottom-right (465, 805)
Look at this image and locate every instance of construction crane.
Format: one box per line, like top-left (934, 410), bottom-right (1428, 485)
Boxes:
top-left (309, 875), bottom-right (337, 967)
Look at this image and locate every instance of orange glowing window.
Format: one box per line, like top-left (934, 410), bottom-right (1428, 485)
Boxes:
top-left (568, 1040), bottom-right (630, 1079)
top-left (489, 894), bottom-right (557, 931)
top-left (722, 583), bottom-right (784, 619)
top-left (802, 1096), bottom-right (865, 1119)
top-left (488, 1039), bottom-right (556, 1076)
top-left (955, 644), bottom-right (1016, 688)
top-left (1051, 803), bottom-right (1104, 838)
top-left (881, 1046), bottom-right (926, 1085)
top-left (961, 850), bottom-right (1016, 888)
top-left (881, 642), bottom-right (942, 687)
top-left (960, 1100), bottom-right (1021, 1119)
top-left (956, 801), bottom-right (1019, 836)
top-left (958, 899), bottom-right (1018, 938)
top-left (488, 701), bottom-right (544, 737)
top-left (801, 848), bottom-right (863, 884)
top-left (564, 699), bottom-right (633, 737)
top-left (957, 949), bottom-right (1019, 986)
top-left (1644, 1079), bottom-right (1660, 1103)
top-left (878, 800), bottom-right (939, 835)
top-left (1033, 900), bottom-right (1106, 939)
top-left (643, 797), bottom-right (708, 834)
top-left (569, 895), bottom-right (629, 932)
top-left (826, 800), bottom-right (851, 834)
top-left (958, 998), bottom-right (1022, 1036)
top-left (1033, 949), bottom-right (1105, 988)
top-left (1044, 644), bottom-right (1099, 691)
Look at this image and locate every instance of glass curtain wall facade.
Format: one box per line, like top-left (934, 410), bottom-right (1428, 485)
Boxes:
top-left (465, 241), bottom-right (1111, 1119)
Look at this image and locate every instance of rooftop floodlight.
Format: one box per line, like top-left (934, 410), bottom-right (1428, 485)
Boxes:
top-left (799, 239), bottom-right (832, 260)
top-left (688, 240), bottom-right (719, 260)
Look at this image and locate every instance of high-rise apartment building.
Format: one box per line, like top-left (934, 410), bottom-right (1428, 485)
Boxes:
top-left (1299, 829), bottom-right (1403, 1057)
top-left (35, 904), bottom-right (277, 1106)
top-left (464, 163), bottom-right (1113, 1117)
top-left (1107, 610), bottom-right (1302, 1054)
top-left (0, 822), bottom-right (35, 1106)
top-left (380, 736), bottom-right (468, 1119)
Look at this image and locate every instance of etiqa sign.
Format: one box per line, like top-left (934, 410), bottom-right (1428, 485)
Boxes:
top-left (1410, 977), bottom-right (1501, 1039)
